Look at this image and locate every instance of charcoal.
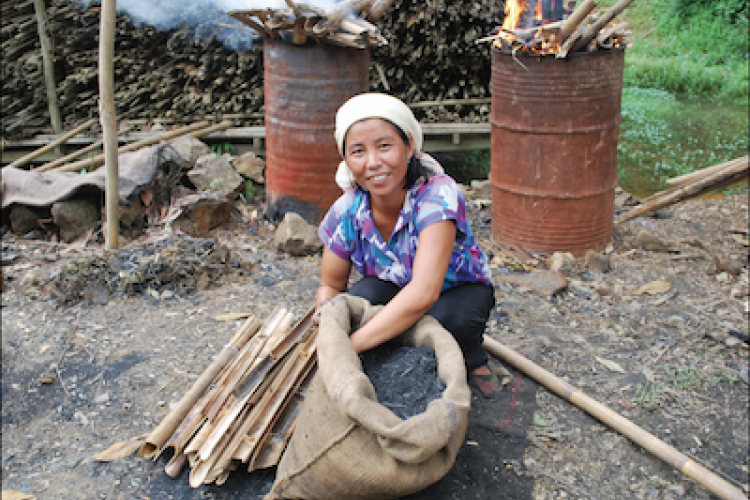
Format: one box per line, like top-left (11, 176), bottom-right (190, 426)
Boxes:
top-left (360, 344), bottom-right (446, 420)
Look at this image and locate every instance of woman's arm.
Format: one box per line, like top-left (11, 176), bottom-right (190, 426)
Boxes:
top-left (348, 219), bottom-right (456, 353)
top-left (316, 247), bottom-right (352, 312)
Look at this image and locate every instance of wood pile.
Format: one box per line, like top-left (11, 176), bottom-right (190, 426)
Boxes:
top-left (478, 0), bottom-right (633, 58)
top-left (135, 307), bottom-right (317, 486)
top-left (2, 0), bottom-right (502, 141)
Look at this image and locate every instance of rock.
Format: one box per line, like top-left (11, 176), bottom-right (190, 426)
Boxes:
top-left (274, 212), bottom-right (322, 256)
top-left (175, 192), bottom-right (234, 235)
top-left (594, 282), bottom-right (614, 296)
top-left (51, 198), bottom-right (101, 243)
top-left (713, 253), bottom-right (743, 276)
top-left (500, 270), bottom-right (568, 296)
top-left (614, 187), bottom-right (639, 208)
top-left (232, 151), bottom-right (265, 184)
top-left (634, 229), bottom-right (675, 252)
top-left (188, 153), bottom-right (245, 197)
top-left (9, 204), bottom-right (49, 236)
top-left (168, 135), bottom-right (211, 166)
top-left (584, 250), bottom-right (611, 273)
top-left (546, 252), bottom-right (576, 275)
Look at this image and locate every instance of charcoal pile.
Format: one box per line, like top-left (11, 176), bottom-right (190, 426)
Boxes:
top-left (2, 0), bottom-right (501, 140)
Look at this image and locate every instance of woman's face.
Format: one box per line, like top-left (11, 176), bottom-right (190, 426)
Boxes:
top-left (343, 118), bottom-right (414, 200)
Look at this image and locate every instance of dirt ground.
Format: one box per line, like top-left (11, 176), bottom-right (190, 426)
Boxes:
top-left (1, 187), bottom-right (748, 500)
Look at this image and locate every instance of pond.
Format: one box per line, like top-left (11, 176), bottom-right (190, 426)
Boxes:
top-left (616, 88), bottom-right (749, 198)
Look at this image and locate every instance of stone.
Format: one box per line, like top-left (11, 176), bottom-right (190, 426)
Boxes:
top-left (9, 204), bottom-right (49, 236)
top-left (232, 151), bottom-right (265, 184)
top-left (174, 192), bottom-right (234, 235)
top-left (584, 250), bottom-right (611, 273)
top-left (188, 153), bottom-right (244, 197)
top-left (168, 135), bottom-right (211, 166)
top-left (547, 252), bottom-right (576, 275)
top-left (713, 253), bottom-right (743, 276)
top-left (500, 270), bottom-right (568, 296)
top-left (634, 229), bottom-right (675, 252)
top-left (51, 198), bottom-right (101, 243)
top-left (274, 212), bottom-right (322, 256)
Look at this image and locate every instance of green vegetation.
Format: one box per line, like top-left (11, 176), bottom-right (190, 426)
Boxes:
top-left (598, 0), bottom-right (749, 105)
top-left (210, 142), bottom-right (236, 155)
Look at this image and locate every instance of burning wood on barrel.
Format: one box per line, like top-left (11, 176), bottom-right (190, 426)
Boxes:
top-left (478, 0), bottom-right (634, 58)
top-left (229, 0), bottom-right (392, 48)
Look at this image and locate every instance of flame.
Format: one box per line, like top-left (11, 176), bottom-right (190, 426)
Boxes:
top-left (501, 0), bottom-right (526, 31)
top-left (534, 1), bottom-right (542, 22)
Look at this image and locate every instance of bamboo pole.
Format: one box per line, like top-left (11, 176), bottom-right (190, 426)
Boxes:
top-left (138, 316), bottom-right (261, 459)
top-left (34, 138), bottom-right (105, 172)
top-left (616, 158), bottom-right (748, 224)
top-left (558, 0), bottom-right (597, 39)
top-left (665, 156), bottom-right (749, 186)
top-left (98, 0), bottom-right (119, 249)
top-left (52, 121), bottom-right (211, 173)
top-left (33, 0), bottom-right (62, 134)
top-left (482, 336), bottom-right (747, 500)
top-left (4, 118), bottom-right (97, 170)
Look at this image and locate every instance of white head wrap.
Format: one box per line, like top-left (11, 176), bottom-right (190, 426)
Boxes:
top-left (333, 92), bottom-right (442, 192)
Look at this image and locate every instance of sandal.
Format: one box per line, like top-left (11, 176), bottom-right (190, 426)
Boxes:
top-left (468, 367), bottom-right (503, 399)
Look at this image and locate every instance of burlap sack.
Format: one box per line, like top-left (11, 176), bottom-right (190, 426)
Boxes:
top-left (265, 294), bottom-right (471, 500)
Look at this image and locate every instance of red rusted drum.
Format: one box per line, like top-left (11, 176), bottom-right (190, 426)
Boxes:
top-left (264, 38), bottom-right (370, 224)
top-left (490, 47), bottom-right (624, 256)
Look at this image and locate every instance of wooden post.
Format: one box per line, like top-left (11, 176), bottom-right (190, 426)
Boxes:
top-left (33, 0), bottom-right (62, 133)
top-left (99, 0), bottom-right (119, 250)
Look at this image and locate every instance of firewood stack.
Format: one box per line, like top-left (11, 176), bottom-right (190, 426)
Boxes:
top-left (229, 0), bottom-right (389, 49)
top-left (2, 0), bottom-right (504, 140)
top-left (479, 0), bottom-right (633, 58)
top-left (136, 307), bottom-right (318, 486)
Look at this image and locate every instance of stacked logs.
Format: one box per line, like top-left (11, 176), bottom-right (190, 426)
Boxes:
top-left (2, 0), bottom-right (502, 140)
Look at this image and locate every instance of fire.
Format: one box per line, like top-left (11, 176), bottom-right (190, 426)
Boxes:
top-left (501, 0), bottom-right (526, 31)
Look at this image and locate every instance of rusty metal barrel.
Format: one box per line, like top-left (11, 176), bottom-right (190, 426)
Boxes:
top-left (490, 47), bottom-right (624, 256)
top-left (264, 38), bottom-right (370, 224)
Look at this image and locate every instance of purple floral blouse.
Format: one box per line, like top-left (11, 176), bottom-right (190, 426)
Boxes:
top-left (318, 173), bottom-right (492, 291)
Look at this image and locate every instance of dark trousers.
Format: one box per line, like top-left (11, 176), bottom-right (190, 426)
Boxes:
top-left (348, 276), bottom-right (495, 372)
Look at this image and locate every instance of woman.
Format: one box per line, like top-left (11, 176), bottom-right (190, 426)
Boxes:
top-left (315, 92), bottom-right (502, 398)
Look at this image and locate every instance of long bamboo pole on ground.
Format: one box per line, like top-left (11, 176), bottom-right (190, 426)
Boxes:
top-left (99, 0), bottom-right (119, 249)
top-left (33, 138), bottom-right (105, 172)
top-left (665, 156), bottom-right (749, 187)
top-left (33, 0), bottom-right (62, 134)
top-left (482, 336), bottom-right (747, 500)
top-left (5, 118), bottom-right (97, 170)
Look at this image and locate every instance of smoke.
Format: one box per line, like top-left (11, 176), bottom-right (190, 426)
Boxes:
top-left (78, 0), bottom-right (338, 51)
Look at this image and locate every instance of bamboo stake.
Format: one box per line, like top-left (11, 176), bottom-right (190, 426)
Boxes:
top-left (188, 120), bottom-right (233, 139)
top-left (665, 156), bottom-right (749, 186)
top-left (5, 118), bottom-right (97, 170)
top-left (571, 0), bottom-right (636, 52)
top-left (558, 0), bottom-right (597, 39)
top-left (33, 0), bottom-right (62, 133)
top-left (616, 158), bottom-right (748, 224)
top-left (138, 315), bottom-right (261, 459)
top-left (99, 0), bottom-right (119, 249)
top-left (51, 121), bottom-right (211, 173)
top-left (482, 336), bottom-right (747, 500)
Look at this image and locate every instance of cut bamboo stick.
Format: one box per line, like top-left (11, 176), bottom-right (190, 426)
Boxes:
top-left (138, 315), bottom-right (261, 459)
top-left (483, 336), bottom-right (747, 500)
top-left (34, 138), bottom-right (104, 172)
top-left (559, 0), bottom-right (597, 39)
top-left (5, 118), bottom-right (97, 170)
top-left (52, 120), bottom-right (212, 173)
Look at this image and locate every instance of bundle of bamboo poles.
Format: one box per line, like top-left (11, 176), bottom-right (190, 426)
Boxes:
top-left (616, 155), bottom-right (749, 224)
top-left (477, 0), bottom-right (633, 58)
top-left (229, 0), bottom-right (392, 48)
top-left (137, 307), bottom-right (317, 487)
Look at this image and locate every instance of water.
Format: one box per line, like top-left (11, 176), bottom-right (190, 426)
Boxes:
top-left (616, 88), bottom-right (749, 198)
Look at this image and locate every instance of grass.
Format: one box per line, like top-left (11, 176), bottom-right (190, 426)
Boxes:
top-left (593, 0), bottom-right (749, 106)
